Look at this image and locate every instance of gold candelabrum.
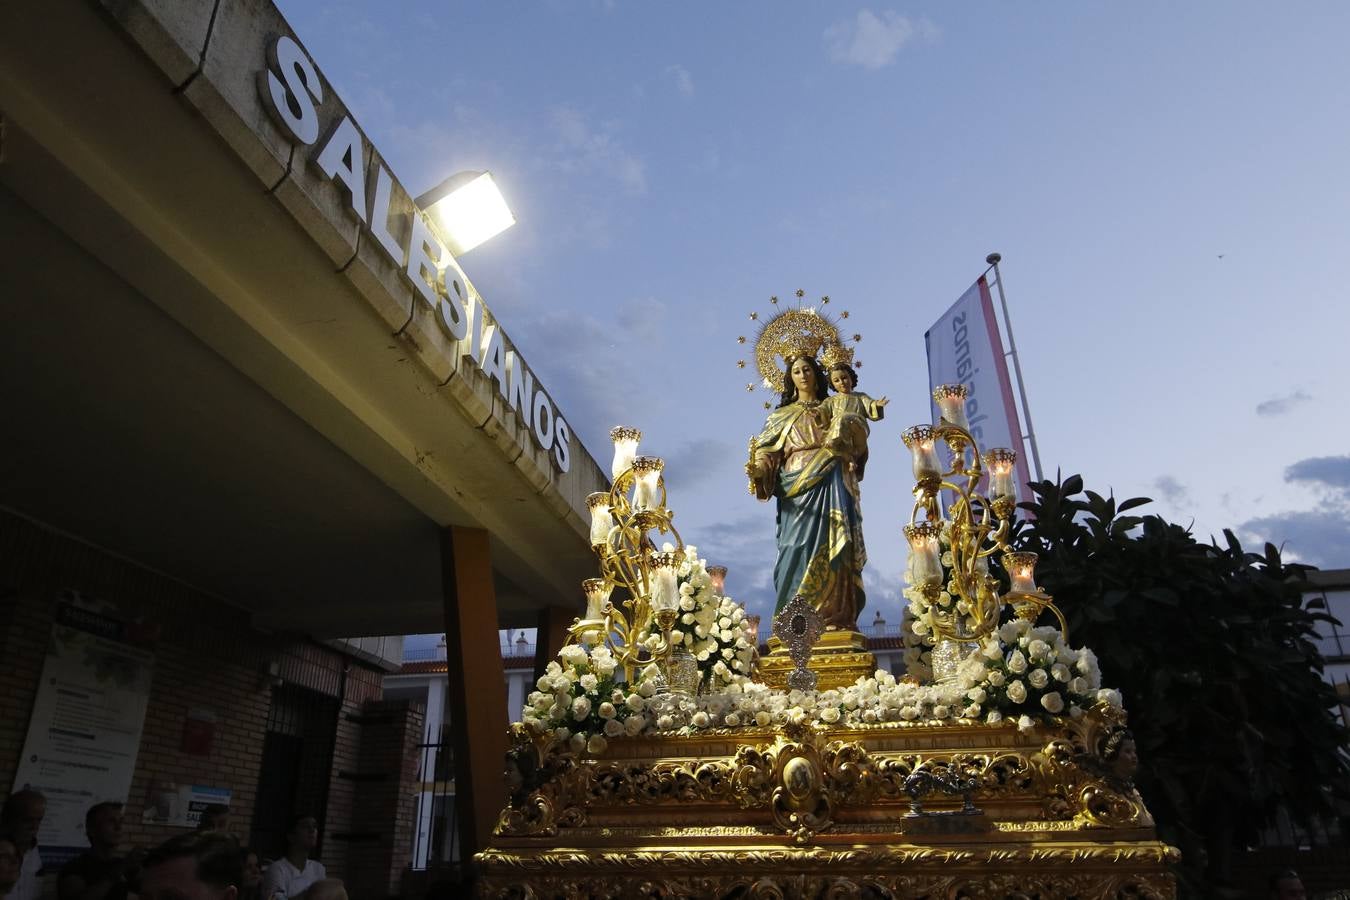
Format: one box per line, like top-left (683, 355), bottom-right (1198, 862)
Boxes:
top-left (900, 384), bottom-right (1065, 645)
top-left (573, 426), bottom-right (694, 687)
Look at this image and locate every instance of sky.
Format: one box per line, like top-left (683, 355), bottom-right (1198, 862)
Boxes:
top-left (274, 1), bottom-right (1350, 633)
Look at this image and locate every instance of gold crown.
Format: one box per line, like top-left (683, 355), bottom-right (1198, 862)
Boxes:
top-left (739, 292), bottom-right (855, 393)
top-left (820, 341), bottom-right (854, 369)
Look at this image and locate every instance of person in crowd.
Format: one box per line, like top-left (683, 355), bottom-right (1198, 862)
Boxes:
top-left (58, 801), bottom-right (132, 900)
top-left (237, 848), bottom-right (262, 900)
top-left (0, 790), bottom-right (46, 900)
top-left (259, 815), bottom-right (325, 899)
top-left (0, 832), bottom-right (23, 897)
top-left (1269, 869), bottom-right (1307, 900)
top-left (137, 832), bottom-right (242, 900)
top-left (196, 806), bottom-right (231, 834)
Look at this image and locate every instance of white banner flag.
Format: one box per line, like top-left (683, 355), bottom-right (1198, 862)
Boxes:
top-left (924, 277), bottom-right (1033, 492)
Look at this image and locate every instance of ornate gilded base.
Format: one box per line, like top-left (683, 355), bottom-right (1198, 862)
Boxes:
top-left (759, 630), bottom-right (876, 691)
top-left (481, 707), bottom-right (1179, 898)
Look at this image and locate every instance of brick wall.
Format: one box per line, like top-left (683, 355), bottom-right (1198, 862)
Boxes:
top-left (0, 509), bottom-right (399, 891)
top-left (346, 699), bottom-right (425, 897)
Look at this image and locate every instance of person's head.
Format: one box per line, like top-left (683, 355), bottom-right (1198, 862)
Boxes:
top-left (1101, 727), bottom-right (1139, 781)
top-left (1, 790), bottom-right (45, 848)
top-left (240, 848), bottom-right (261, 890)
top-left (780, 355), bottom-right (828, 407)
top-left (85, 801), bottom-right (123, 852)
top-left (828, 364), bottom-right (857, 395)
top-left (139, 832), bottom-right (242, 900)
top-left (1269, 869), bottom-right (1306, 900)
top-left (0, 832), bottom-right (21, 893)
top-left (285, 814), bottom-right (319, 855)
top-left (197, 804), bottom-right (230, 833)
top-left (307, 879), bottom-right (348, 900)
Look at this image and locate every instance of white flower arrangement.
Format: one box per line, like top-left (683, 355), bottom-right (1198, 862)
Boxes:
top-left (951, 619), bottom-right (1115, 727)
top-left (635, 544), bottom-right (756, 692)
top-left (520, 642), bottom-right (653, 756)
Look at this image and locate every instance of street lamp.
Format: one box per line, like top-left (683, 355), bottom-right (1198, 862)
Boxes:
top-left (415, 170), bottom-right (516, 256)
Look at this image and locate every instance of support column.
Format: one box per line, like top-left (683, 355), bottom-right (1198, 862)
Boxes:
top-left (440, 526), bottom-right (508, 865)
top-left (532, 604), bottom-right (578, 684)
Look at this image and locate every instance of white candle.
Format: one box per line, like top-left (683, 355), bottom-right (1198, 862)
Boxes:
top-left (933, 384), bottom-right (970, 431)
top-left (610, 426), bottom-right (641, 479)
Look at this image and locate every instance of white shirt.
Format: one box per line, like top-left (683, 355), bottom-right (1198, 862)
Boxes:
top-left (261, 857), bottom-right (327, 898)
top-left (4, 845), bottom-right (43, 900)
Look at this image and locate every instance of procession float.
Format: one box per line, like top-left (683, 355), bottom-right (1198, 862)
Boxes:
top-left (475, 293), bottom-right (1179, 898)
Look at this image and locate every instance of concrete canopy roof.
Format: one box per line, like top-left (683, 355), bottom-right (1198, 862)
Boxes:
top-left (0, 0), bottom-right (608, 636)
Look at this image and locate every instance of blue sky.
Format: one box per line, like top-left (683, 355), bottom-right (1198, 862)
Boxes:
top-left (276, 1), bottom-right (1350, 629)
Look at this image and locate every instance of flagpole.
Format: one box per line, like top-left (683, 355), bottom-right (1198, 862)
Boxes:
top-left (985, 252), bottom-right (1043, 481)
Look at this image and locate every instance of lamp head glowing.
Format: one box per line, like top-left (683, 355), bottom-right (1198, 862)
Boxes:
top-left (416, 170), bottom-right (516, 256)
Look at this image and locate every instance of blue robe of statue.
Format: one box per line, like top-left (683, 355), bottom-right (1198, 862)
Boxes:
top-left (748, 400), bottom-right (867, 630)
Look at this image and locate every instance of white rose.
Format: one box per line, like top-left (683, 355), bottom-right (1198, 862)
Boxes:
top-left (586, 734), bottom-right (608, 755)
top-left (656, 714), bottom-right (674, 730)
top-left (755, 711), bottom-right (772, 727)
top-left (691, 711), bottom-right (711, 728)
top-left (559, 644), bottom-right (587, 667)
top-left (603, 717), bottom-right (624, 737)
top-left (681, 613), bottom-right (695, 625)
top-left (1027, 639), bottom-right (1050, 660)
top-left (1051, 663), bottom-right (1071, 683)
top-left (624, 715), bottom-right (645, 736)
top-left (982, 642), bottom-right (1003, 661)
top-left (725, 713), bottom-right (741, 727)
top-left (1028, 668), bottom-right (1049, 689)
top-left (821, 707), bottom-right (841, 723)
top-left (554, 726), bottom-right (570, 742)
top-left (1068, 677), bottom-right (1089, 696)
top-left (679, 596), bottom-right (696, 611)
top-left (598, 702), bottom-right (616, 719)
top-left (625, 693), bottom-right (645, 713)
top-left (987, 670), bottom-right (1006, 687)
top-left (1097, 688), bottom-right (1123, 708)
top-left (1007, 650), bottom-right (1028, 674)
top-left (900, 706), bottom-right (920, 721)
top-left (962, 704), bottom-right (981, 719)
top-left (1040, 692), bottom-right (1065, 714)
top-left (569, 732), bottom-right (587, 753)
top-left (1006, 680), bottom-right (1028, 704)
top-left (1016, 714), bottom-right (1034, 732)
top-left (571, 696), bottom-right (592, 721)
top-left (594, 657), bottom-right (617, 677)
top-left (536, 675), bottom-right (551, 692)
top-left (638, 678), bottom-right (658, 698)
top-left (967, 687), bottom-right (987, 704)
top-left (986, 710), bottom-right (1003, 725)
top-left (580, 673), bottom-right (598, 692)
top-left (861, 709), bottom-right (878, 724)
top-left (670, 629), bottom-right (684, 644)
top-left (932, 705), bottom-right (950, 719)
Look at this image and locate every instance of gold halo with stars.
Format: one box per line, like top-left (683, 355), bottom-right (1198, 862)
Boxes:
top-left (734, 290), bottom-right (860, 397)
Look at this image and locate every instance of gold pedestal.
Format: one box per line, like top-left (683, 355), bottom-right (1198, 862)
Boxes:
top-left (757, 629), bottom-right (877, 691)
top-left (480, 706), bottom-right (1179, 898)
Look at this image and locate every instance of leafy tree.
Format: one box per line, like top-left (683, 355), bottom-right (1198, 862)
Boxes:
top-left (1006, 474), bottom-right (1350, 896)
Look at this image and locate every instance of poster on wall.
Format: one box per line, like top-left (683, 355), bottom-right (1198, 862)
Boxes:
top-left (141, 783), bottom-right (233, 829)
top-left (10, 596), bottom-right (154, 867)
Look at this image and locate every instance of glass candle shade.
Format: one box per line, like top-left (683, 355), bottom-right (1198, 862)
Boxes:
top-left (903, 522), bottom-right (944, 584)
top-left (610, 426), bottom-right (642, 479)
top-left (707, 565), bottom-right (727, 596)
top-left (1002, 551), bottom-right (1039, 595)
top-left (933, 384), bottom-right (970, 431)
top-left (586, 492), bottom-right (614, 548)
top-left (983, 448), bottom-right (1018, 504)
top-left (630, 457), bottom-right (664, 511)
top-left (647, 550), bottom-right (684, 612)
top-left (582, 578), bottom-right (611, 621)
top-left (902, 425), bottom-right (942, 482)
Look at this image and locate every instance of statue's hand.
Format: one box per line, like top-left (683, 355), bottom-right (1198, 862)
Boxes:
top-left (876, 396), bottom-right (889, 407)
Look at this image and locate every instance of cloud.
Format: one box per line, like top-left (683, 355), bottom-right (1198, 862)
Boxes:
top-left (666, 64), bottom-right (694, 98)
top-left (1238, 507), bottom-right (1350, 568)
top-left (823, 10), bottom-right (937, 70)
top-left (1284, 455), bottom-right (1350, 495)
top-left (663, 439), bottom-right (736, 492)
top-left (1236, 454), bottom-right (1350, 567)
top-left (1256, 390), bottom-right (1312, 417)
top-left (690, 516), bottom-right (779, 622)
top-left (549, 105), bottom-right (647, 195)
top-left (1152, 475), bottom-right (1189, 506)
